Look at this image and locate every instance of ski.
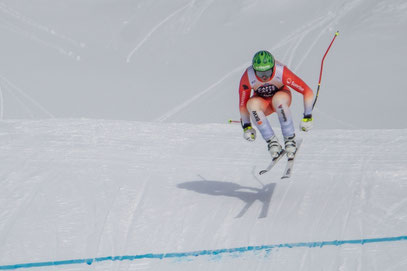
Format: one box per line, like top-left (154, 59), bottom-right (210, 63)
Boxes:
top-left (281, 139), bottom-right (303, 179)
top-left (259, 150), bottom-right (286, 175)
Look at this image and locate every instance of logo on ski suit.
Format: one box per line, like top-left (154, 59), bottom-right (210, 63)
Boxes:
top-left (255, 84), bottom-right (279, 97)
top-left (286, 78), bottom-right (304, 91)
top-left (252, 111), bottom-right (263, 125)
top-left (278, 104), bottom-right (287, 122)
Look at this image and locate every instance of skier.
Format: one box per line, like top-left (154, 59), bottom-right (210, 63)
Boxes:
top-left (239, 50), bottom-right (314, 159)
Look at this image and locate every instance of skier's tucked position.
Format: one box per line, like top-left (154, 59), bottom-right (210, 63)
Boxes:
top-left (239, 50), bottom-right (314, 159)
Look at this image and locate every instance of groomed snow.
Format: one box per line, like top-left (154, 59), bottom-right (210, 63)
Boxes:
top-left (0, 120), bottom-right (406, 270)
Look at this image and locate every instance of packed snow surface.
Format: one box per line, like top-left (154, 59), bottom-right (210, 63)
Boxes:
top-left (0, 120), bottom-right (406, 270)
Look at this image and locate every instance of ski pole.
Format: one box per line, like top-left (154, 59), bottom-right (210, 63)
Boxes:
top-left (228, 119), bottom-right (240, 124)
top-left (312, 31), bottom-right (339, 110)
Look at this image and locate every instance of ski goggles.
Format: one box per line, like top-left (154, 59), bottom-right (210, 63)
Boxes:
top-left (255, 68), bottom-right (273, 79)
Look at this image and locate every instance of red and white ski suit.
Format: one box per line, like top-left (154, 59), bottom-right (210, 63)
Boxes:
top-left (239, 60), bottom-right (314, 140)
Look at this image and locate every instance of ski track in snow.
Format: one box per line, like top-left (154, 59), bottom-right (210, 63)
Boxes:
top-left (0, 2), bottom-right (84, 60)
top-left (1, 83), bottom-right (36, 119)
top-left (287, 30), bottom-right (309, 68)
top-left (0, 75), bottom-right (55, 118)
top-left (0, 18), bottom-right (81, 61)
top-left (0, 157), bottom-right (45, 250)
top-left (126, 1), bottom-right (193, 63)
top-left (291, 16), bottom-right (334, 71)
top-left (120, 177), bottom-right (150, 262)
top-left (0, 2), bottom-right (84, 48)
top-left (126, 0), bottom-right (218, 63)
top-left (292, 0), bottom-right (367, 73)
top-left (155, 64), bottom-right (248, 122)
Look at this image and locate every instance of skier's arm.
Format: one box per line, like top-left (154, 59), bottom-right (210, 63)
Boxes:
top-left (282, 67), bottom-right (314, 117)
top-left (239, 71), bottom-right (252, 128)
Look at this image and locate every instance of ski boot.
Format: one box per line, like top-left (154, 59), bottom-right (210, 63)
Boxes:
top-left (284, 134), bottom-right (297, 159)
top-left (267, 136), bottom-right (283, 159)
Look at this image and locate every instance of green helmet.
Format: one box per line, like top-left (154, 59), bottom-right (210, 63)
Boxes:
top-left (252, 50), bottom-right (275, 71)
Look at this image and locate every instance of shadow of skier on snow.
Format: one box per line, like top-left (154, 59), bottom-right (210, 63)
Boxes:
top-left (177, 179), bottom-right (276, 219)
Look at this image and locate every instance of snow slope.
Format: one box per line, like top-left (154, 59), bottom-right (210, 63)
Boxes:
top-left (1, 0), bottom-right (407, 270)
top-left (0, 120), bottom-right (406, 270)
top-left (0, 0), bottom-right (406, 128)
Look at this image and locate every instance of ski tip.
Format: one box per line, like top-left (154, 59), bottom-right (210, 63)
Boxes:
top-left (259, 170), bottom-right (267, 175)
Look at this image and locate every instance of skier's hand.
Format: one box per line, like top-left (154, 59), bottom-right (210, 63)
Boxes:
top-left (243, 126), bottom-right (256, 141)
top-left (300, 115), bottom-right (313, 132)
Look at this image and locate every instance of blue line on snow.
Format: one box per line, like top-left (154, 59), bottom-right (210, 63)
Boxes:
top-left (1, 235), bottom-right (407, 270)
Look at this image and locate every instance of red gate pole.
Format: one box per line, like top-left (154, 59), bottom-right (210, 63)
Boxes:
top-left (312, 31), bottom-right (339, 110)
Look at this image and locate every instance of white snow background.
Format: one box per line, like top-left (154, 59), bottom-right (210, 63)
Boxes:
top-left (0, 0), bottom-right (407, 270)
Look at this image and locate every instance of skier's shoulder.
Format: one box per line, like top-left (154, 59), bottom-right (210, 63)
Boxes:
top-left (243, 66), bottom-right (253, 75)
top-left (275, 60), bottom-right (286, 71)
top-left (277, 61), bottom-right (300, 82)
top-left (274, 59), bottom-right (285, 82)
top-left (240, 66), bottom-right (252, 85)
top-left (240, 66), bottom-right (251, 78)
